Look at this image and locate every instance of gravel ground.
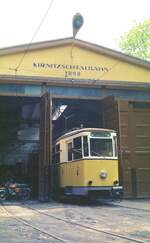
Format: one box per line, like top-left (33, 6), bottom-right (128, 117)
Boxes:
top-left (0, 199), bottom-right (150, 243)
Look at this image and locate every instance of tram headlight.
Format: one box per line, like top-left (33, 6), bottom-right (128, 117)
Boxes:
top-left (113, 180), bottom-right (119, 186)
top-left (88, 180), bottom-right (93, 186)
top-left (100, 170), bottom-right (108, 179)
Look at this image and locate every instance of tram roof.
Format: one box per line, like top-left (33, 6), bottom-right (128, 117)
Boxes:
top-left (56, 128), bottom-right (116, 142)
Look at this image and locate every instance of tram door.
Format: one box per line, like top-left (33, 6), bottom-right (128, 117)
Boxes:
top-left (39, 92), bottom-right (52, 201)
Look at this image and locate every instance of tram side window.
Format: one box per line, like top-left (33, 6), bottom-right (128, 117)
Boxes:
top-left (55, 144), bottom-right (60, 163)
top-left (73, 137), bottom-right (82, 160)
top-left (83, 136), bottom-right (89, 156)
top-left (68, 142), bottom-right (73, 161)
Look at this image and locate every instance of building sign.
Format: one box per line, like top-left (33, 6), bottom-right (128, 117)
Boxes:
top-left (33, 63), bottom-right (110, 78)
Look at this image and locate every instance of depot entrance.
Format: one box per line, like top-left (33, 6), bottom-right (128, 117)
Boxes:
top-left (0, 95), bottom-right (104, 200)
top-left (1, 92), bottom-right (150, 200)
top-left (1, 93), bottom-right (150, 200)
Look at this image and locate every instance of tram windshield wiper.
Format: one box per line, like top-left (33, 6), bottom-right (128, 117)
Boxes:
top-left (90, 150), bottom-right (102, 157)
top-left (72, 148), bottom-right (82, 154)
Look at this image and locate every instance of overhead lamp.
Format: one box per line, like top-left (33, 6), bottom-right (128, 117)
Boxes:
top-left (72, 13), bottom-right (84, 38)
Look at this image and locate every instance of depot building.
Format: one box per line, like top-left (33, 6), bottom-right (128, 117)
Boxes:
top-left (0, 38), bottom-right (150, 200)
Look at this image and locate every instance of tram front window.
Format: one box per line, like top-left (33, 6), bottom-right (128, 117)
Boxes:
top-left (90, 138), bottom-right (113, 157)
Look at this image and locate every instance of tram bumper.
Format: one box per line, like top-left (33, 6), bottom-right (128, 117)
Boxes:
top-left (65, 186), bottom-right (123, 199)
top-left (87, 186), bottom-right (123, 199)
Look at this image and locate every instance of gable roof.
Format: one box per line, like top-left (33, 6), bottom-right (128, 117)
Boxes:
top-left (0, 37), bottom-right (150, 70)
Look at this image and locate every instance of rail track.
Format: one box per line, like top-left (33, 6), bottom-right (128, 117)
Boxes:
top-left (24, 202), bottom-right (146, 243)
top-left (0, 200), bottom-right (148, 243)
top-left (25, 199), bottom-right (150, 213)
top-left (108, 202), bottom-right (150, 213)
top-left (75, 199), bottom-right (150, 213)
top-left (0, 201), bottom-right (67, 243)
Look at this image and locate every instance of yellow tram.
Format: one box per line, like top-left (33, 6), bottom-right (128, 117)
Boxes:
top-left (54, 128), bottom-right (123, 199)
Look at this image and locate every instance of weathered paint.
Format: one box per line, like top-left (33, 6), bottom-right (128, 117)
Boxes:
top-left (103, 98), bottom-right (150, 198)
top-left (0, 43), bottom-right (150, 83)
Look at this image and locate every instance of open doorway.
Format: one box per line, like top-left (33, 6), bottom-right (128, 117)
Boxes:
top-left (0, 96), bottom-right (40, 198)
top-left (52, 98), bottom-right (103, 140)
top-left (0, 95), bottom-right (108, 200)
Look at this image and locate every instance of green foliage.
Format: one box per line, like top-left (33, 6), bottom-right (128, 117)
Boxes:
top-left (119, 18), bottom-right (150, 61)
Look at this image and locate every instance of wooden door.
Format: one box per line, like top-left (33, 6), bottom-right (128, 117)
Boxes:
top-left (39, 92), bottom-right (52, 201)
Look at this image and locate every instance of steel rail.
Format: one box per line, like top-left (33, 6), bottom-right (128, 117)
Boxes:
top-left (24, 203), bottom-right (145, 243)
top-left (0, 202), bottom-right (67, 243)
top-left (108, 202), bottom-right (150, 213)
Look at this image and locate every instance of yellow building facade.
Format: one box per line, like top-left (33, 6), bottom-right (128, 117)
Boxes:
top-left (0, 38), bottom-right (150, 199)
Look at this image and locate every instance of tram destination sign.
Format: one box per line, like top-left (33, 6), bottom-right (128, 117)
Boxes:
top-left (33, 62), bottom-right (110, 78)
